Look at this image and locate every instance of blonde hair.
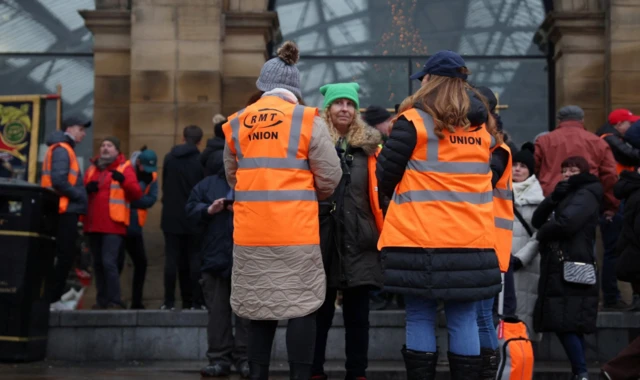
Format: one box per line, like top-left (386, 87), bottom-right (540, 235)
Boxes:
top-left (322, 108), bottom-right (369, 145)
top-left (212, 114), bottom-right (226, 125)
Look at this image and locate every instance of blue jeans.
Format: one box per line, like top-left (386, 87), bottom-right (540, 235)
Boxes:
top-left (556, 333), bottom-right (587, 374)
top-left (476, 297), bottom-right (498, 350)
top-left (600, 205), bottom-right (624, 305)
top-left (405, 295), bottom-right (479, 355)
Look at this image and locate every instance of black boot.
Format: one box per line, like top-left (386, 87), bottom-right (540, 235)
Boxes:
top-left (448, 351), bottom-right (483, 380)
top-left (288, 362), bottom-right (311, 380)
top-left (249, 361), bottom-right (269, 380)
top-left (480, 348), bottom-right (500, 380)
top-left (401, 345), bottom-right (438, 380)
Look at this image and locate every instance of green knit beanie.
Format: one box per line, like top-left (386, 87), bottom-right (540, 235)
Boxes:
top-left (319, 82), bottom-right (360, 110)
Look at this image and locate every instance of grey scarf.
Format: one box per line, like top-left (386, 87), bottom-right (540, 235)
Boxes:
top-left (96, 155), bottom-right (116, 170)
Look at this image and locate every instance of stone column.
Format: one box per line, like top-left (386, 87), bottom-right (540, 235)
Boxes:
top-left (80, 8), bottom-right (131, 158)
top-left (222, 0), bottom-right (279, 115)
top-left (538, 0), bottom-right (605, 132)
top-left (609, 0), bottom-right (640, 113)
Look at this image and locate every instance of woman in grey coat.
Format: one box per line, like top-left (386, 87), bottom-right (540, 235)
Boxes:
top-left (509, 145), bottom-right (545, 341)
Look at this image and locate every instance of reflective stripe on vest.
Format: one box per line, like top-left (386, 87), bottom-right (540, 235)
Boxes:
top-left (368, 147), bottom-right (384, 233)
top-left (41, 142), bottom-right (80, 214)
top-left (601, 133), bottom-right (635, 175)
top-left (378, 108), bottom-right (495, 250)
top-left (137, 172), bottom-right (158, 227)
top-left (222, 96), bottom-right (319, 246)
top-left (493, 143), bottom-right (514, 273)
top-left (85, 161), bottom-right (131, 226)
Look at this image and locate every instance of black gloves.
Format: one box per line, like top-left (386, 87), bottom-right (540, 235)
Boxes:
top-left (551, 181), bottom-right (571, 202)
top-left (510, 256), bottom-right (523, 271)
top-left (86, 181), bottom-right (99, 194)
top-left (110, 170), bottom-right (125, 183)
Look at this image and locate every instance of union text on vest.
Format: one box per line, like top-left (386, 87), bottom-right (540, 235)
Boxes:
top-left (248, 131), bottom-right (279, 141)
top-left (449, 135), bottom-right (482, 145)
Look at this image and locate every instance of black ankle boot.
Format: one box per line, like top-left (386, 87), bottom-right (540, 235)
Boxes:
top-left (480, 348), bottom-right (500, 380)
top-left (448, 351), bottom-right (483, 380)
top-left (249, 361), bottom-right (269, 380)
top-left (288, 362), bottom-right (311, 380)
top-left (401, 345), bottom-right (438, 380)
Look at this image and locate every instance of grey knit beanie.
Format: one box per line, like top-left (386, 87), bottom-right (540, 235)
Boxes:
top-left (256, 41), bottom-right (302, 99)
top-left (557, 105), bottom-right (585, 122)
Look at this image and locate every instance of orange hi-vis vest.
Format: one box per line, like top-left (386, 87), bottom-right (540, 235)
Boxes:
top-left (368, 146), bottom-right (384, 233)
top-left (85, 160), bottom-right (132, 226)
top-left (378, 108), bottom-right (496, 250)
top-left (600, 133), bottom-right (635, 175)
top-left (136, 172), bottom-right (157, 227)
top-left (41, 142), bottom-right (80, 214)
top-left (222, 95), bottom-right (320, 246)
top-left (493, 143), bottom-right (514, 273)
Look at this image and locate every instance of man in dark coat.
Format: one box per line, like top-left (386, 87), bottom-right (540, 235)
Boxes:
top-left (595, 108), bottom-right (640, 310)
top-left (160, 125), bottom-right (205, 310)
top-left (613, 169), bottom-right (640, 311)
top-left (45, 117), bottom-right (90, 310)
top-left (186, 129), bottom-right (250, 377)
top-left (200, 114), bottom-right (227, 176)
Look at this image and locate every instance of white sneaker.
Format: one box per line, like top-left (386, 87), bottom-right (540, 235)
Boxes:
top-left (50, 300), bottom-right (73, 311)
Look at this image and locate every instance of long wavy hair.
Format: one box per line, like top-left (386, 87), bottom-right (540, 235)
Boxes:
top-left (397, 73), bottom-right (503, 145)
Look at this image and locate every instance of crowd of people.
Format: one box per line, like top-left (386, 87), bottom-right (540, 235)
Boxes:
top-left (40, 41), bottom-right (640, 380)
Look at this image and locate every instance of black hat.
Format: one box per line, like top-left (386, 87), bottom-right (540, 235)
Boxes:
top-left (411, 50), bottom-right (468, 81)
top-left (62, 117), bottom-right (91, 131)
top-left (363, 105), bottom-right (392, 126)
top-left (101, 136), bottom-right (121, 152)
top-left (513, 144), bottom-right (535, 176)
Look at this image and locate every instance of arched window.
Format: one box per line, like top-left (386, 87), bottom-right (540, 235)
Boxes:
top-left (274, 0), bottom-right (550, 145)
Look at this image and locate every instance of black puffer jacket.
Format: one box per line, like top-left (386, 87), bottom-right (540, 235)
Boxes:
top-left (376, 98), bottom-right (502, 302)
top-left (596, 123), bottom-right (640, 168)
top-left (532, 173), bottom-right (602, 334)
top-left (613, 170), bottom-right (640, 283)
top-left (200, 137), bottom-right (225, 177)
top-left (321, 121), bottom-right (384, 290)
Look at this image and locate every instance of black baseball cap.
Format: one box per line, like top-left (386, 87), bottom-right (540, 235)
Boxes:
top-left (410, 50), bottom-right (468, 81)
top-left (62, 117), bottom-right (91, 131)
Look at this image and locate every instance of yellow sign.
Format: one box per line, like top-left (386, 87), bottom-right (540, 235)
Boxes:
top-left (0, 96), bottom-right (43, 183)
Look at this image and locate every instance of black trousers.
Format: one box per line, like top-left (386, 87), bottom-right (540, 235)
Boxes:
top-left (312, 286), bottom-right (370, 379)
top-left (202, 272), bottom-right (249, 365)
top-left (89, 233), bottom-right (124, 307)
top-left (49, 213), bottom-right (79, 302)
top-left (163, 233), bottom-right (202, 308)
top-left (249, 313), bottom-right (316, 366)
top-left (117, 235), bottom-right (148, 307)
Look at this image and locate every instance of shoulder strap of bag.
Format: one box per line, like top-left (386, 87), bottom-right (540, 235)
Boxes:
top-left (514, 207), bottom-right (534, 237)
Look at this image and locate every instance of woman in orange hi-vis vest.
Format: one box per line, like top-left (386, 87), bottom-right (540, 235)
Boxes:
top-left (310, 83), bottom-right (384, 380)
top-left (84, 136), bottom-right (142, 309)
top-left (376, 51), bottom-right (503, 380)
top-left (222, 41), bottom-right (341, 380)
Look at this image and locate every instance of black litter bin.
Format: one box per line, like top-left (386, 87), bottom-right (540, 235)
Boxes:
top-left (0, 178), bottom-right (58, 362)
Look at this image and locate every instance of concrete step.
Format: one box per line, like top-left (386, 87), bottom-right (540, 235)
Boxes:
top-left (2, 360), bottom-right (605, 380)
top-left (45, 310), bottom-right (640, 363)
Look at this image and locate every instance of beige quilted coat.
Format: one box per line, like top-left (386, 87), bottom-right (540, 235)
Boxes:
top-left (224, 97), bottom-right (341, 320)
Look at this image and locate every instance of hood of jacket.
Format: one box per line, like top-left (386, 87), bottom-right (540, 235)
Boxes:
top-left (595, 122), bottom-right (619, 138)
top-left (324, 112), bottom-right (382, 156)
top-left (46, 130), bottom-right (75, 147)
top-left (568, 172), bottom-right (603, 200)
top-left (614, 170), bottom-right (640, 200)
top-left (205, 137), bottom-right (226, 176)
top-left (169, 143), bottom-right (200, 158)
top-left (513, 174), bottom-right (545, 206)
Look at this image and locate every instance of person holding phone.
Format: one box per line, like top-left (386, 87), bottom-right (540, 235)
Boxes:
top-left (186, 148), bottom-right (249, 378)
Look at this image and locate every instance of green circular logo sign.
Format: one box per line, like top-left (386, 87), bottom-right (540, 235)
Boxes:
top-left (5, 122), bottom-right (26, 144)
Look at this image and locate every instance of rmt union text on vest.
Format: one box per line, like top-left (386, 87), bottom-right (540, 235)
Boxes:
top-left (449, 135), bottom-right (482, 145)
top-left (248, 131), bottom-right (279, 141)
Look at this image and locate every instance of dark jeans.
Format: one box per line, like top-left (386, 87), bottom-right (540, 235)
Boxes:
top-left (503, 267), bottom-right (517, 315)
top-left (249, 313), bottom-right (316, 365)
top-left (557, 332), bottom-right (587, 375)
top-left (313, 286), bottom-right (370, 379)
top-left (201, 272), bottom-right (248, 365)
top-left (89, 233), bottom-right (124, 307)
top-left (49, 213), bottom-right (79, 302)
top-left (600, 206), bottom-right (624, 305)
top-left (163, 233), bottom-right (202, 308)
top-left (117, 235), bottom-right (148, 307)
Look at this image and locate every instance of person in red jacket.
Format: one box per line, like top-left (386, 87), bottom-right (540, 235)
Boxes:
top-left (84, 136), bottom-right (142, 309)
